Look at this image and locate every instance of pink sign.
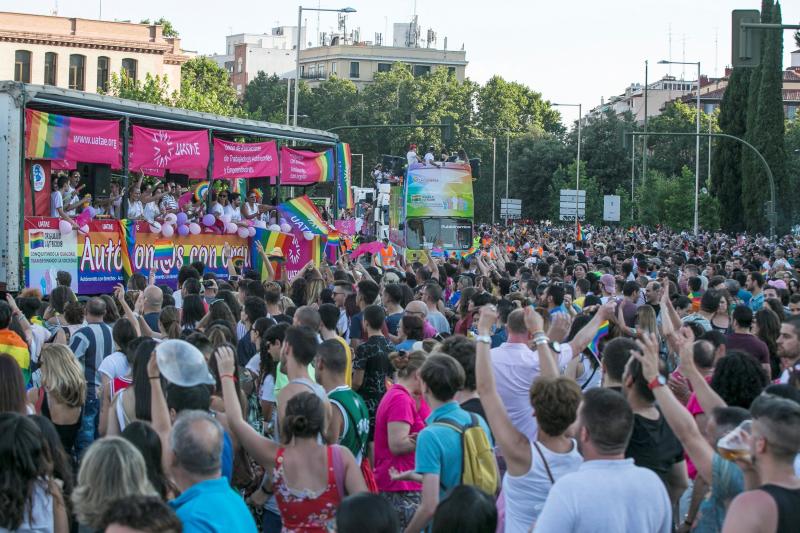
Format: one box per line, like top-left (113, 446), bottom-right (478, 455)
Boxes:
top-left (334, 219), bottom-right (356, 235)
top-left (212, 139), bottom-right (279, 179)
top-left (277, 146), bottom-right (334, 185)
top-left (129, 126), bottom-right (209, 177)
top-left (283, 233), bottom-right (313, 279)
top-left (25, 109), bottom-right (121, 167)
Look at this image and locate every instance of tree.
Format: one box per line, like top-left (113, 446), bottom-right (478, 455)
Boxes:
top-left (741, 0), bottom-right (786, 233)
top-left (104, 72), bottom-right (172, 105)
top-left (242, 72), bottom-right (291, 123)
top-left (140, 17), bottom-right (179, 37)
top-left (786, 118), bottom-right (800, 223)
top-left (176, 57), bottom-right (242, 116)
top-left (304, 75), bottom-right (360, 131)
top-left (508, 129), bottom-right (573, 220)
top-left (711, 66), bottom-right (751, 231)
top-left (477, 76), bottom-right (562, 136)
top-left (646, 101), bottom-right (715, 182)
top-left (636, 167), bottom-right (720, 231)
top-left (567, 109), bottom-right (635, 194)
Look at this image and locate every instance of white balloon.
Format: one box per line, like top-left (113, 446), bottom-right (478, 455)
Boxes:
top-left (247, 227), bottom-right (256, 237)
top-left (269, 224), bottom-right (281, 232)
top-left (280, 223), bottom-right (292, 233)
top-left (303, 231), bottom-right (314, 241)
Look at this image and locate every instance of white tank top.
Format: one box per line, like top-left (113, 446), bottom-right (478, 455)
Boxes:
top-left (502, 439), bottom-right (582, 532)
top-left (576, 355), bottom-right (602, 391)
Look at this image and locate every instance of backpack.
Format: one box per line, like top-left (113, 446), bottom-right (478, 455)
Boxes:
top-left (434, 413), bottom-right (499, 495)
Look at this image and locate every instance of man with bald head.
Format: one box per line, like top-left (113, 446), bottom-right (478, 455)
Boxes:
top-left (142, 285), bottom-right (164, 332)
top-left (404, 300), bottom-right (438, 339)
top-left (168, 410), bottom-right (256, 532)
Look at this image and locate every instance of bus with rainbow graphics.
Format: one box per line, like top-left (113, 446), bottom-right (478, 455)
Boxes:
top-left (388, 161), bottom-right (474, 262)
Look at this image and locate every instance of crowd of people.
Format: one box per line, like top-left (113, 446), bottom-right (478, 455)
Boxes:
top-left (2, 222), bottom-right (800, 533)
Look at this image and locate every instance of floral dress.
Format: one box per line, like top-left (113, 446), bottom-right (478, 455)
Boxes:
top-left (273, 446), bottom-right (341, 532)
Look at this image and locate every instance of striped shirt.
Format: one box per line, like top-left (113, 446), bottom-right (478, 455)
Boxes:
top-left (69, 322), bottom-right (113, 401)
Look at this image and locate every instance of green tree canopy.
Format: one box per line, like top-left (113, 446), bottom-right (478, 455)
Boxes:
top-left (139, 17), bottom-right (179, 37)
top-left (176, 57), bottom-right (242, 116)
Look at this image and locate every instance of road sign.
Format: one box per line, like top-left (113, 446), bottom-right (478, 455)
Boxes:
top-left (500, 198), bottom-right (522, 219)
top-left (559, 189), bottom-right (585, 220)
top-left (603, 195), bottom-right (621, 222)
top-left (732, 9), bottom-right (762, 68)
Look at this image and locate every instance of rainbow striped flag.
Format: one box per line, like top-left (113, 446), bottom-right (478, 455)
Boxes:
top-left (689, 291), bottom-right (702, 312)
top-left (25, 110), bottom-right (69, 159)
top-left (336, 143), bottom-right (354, 209)
top-left (30, 232), bottom-right (46, 250)
top-left (320, 149), bottom-right (335, 182)
top-left (153, 240), bottom-right (173, 262)
top-left (0, 329), bottom-right (31, 385)
top-left (252, 228), bottom-right (293, 279)
top-left (278, 195), bottom-right (330, 236)
top-left (119, 220), bottom-right (136, 278)
top-left (193, 181), bottom-right (210, 203)
top-left (311, 235), bottom-right (328, 266)
top-left (588, 320), bottom-right (610, 359)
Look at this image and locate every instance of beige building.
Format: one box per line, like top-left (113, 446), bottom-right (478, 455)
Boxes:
top-left (298, 43), bottom-right (467, 88)
top-left (0, 11), bottom-right (189, 94)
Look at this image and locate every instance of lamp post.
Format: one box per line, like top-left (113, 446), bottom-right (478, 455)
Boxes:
top-left (552, 103), bottom-right (582, 233)
top-left (659, 59), bottom-right (701, 235)
top-left (293, 6), bottom-right (356, 126)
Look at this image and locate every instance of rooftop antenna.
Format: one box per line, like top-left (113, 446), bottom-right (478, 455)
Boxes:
top-left (668, 23), bottom-right (672, 77)
top-left (316, 0), bottom-right (321, 46)
top-left (681, 33), bottom-right (686, 80)
top-left (52, 0), bottom-right (58, 15)
top-left (714, 27), bottom-right (719, 78)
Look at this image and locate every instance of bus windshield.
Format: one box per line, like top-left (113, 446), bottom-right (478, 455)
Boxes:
top-left (405, 218), bottom-right (472, 250)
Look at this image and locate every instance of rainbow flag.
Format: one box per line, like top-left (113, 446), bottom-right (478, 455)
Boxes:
top-left (119, 220), bottom-right (136, 278)
top-left (30, 232), bottom-right (46, 250)
top-left (0, 329), bottom-right (31, 385)
top-left (689, 291), bottom-right (702, 312)
top-left (230, 178), bottom-right (247, 201)
top-left (252, 229), bottom-right (292, 279)
top-left (278, 195), bottom-right (330, 236)
top-left (336, 143), bottom-right (354, 209)
top-left (193, 181), bottom-right (210, 203)
top-left (153, 240), bottom-right (173, 262)
top-left (25, 110), bottom-right (69, 159)
top-left (311, 235), bottom-right (328, 266)
top-left (576, 222), bottom-right (584, 242)
top-left (588, 320), bottom-right (610, 359)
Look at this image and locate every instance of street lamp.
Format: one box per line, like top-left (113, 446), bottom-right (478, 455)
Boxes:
top-left (293, 6), bottom-right (357, 126)
top-left (659, 59), bottom-right (701, 235)
top-left (552, 102), bottom-right (582, 233)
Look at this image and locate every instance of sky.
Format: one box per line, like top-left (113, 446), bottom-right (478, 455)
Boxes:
top-left (6, 0), bottom-right (800, 123)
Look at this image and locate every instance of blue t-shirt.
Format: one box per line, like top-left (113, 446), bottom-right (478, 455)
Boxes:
top-left (221, 431), bottom-right (233, 483)
top-left (694, 453), bottom-right (744, 533)
top-left (385, 312), bottom-right (403, 336)
top-left (170, 477), bottom-right (257, 533)
top-left (415, 401), bottom-right (493, 497)
top-left (350, 312), bottom-right (363, 341)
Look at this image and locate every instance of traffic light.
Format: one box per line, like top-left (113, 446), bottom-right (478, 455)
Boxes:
top-left (442, 117), bottom-right (455, 145)
top-left (732, 9), bottom-right (761, 68)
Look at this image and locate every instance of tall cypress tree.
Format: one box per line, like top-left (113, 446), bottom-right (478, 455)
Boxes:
top-left (711, 67), bottom-right (750, 232)
top-left (741, 0), bottom-right (772, 231)
top-left (746, 1), bottom-right (787, 233)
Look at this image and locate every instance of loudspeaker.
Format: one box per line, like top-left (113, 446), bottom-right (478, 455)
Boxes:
top-left (77, 163), bottom-right (112, 198)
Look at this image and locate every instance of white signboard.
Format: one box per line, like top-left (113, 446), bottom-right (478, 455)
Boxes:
top-left (603, 195), bottom-right (621, 222)
top-left (559, 189), bottom-right (585, 220)
top-left (500, 198), bottom-right (522, 219)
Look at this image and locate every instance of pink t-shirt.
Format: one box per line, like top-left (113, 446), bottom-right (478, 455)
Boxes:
top-left (683, 391), bottom-right (708, 480)
top-left (373, 383), bottom-right (430, 492)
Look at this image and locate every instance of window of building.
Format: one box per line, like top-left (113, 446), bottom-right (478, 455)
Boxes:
top-left (301, 65), bottom-right (305, 77)
top-left (331, 61), bottom-right (337, 75)
top-left (787, 105), bottom-right (797, 120)
top-left (44, 52), bottom-right (57, 85)
top-left (349, 61), bottom-right (360, 79)
top-left (309, 65), bottom-right (317, 78)
top-left (121, 58), bottom-right (137, 82)
top-left (412, 64), bottom-right (431, 77)
top-left (69, 54), bottom-right (86, 90)
top-left (447, 66), bottom-right (456, 77)
top-left (377, 62), bottom-right (392, 73)
top-left (14, 50), bottom-right (31, 83)
top-left (318, 63), bottom-right (325, 77)
top-left (96, 56), bottom-right (110, 91)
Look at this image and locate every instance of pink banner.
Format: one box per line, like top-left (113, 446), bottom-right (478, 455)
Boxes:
top-left (25, 109), bottom-right (121, 167)
top-left (129, 126), bottom-right (209, 178)
top-left (334, 219), bottom-right (356, 235)
top-left (212, 139), bottom-right (278, 179)
top-left (277, 146), bottom-right (334, 185)
top-left (284, 233), bottom-right (313, 279)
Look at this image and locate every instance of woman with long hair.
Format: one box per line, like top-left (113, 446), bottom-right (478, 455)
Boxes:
top-left (180, 294), bottom-right (205, 333)
top-left (374, 350), bottom-right (429, 529)
top-left (0, 413), bottom-right (68, 532)
top-left (215, 345), bottom-right (367, 531)
top-left (199, 300), bottom-right (237, 333)
top-left (72, 437), bottom-right (157, 531)
top-left (44, 285), bottom-right (77, 330)
top-left (106, 340), bottom-right (158, 435)
top-left (754, 307), bottom-right (782, 379)
top-left (395, 315), bottom-right (425, 352)
top-left (0, 353), bottom-right (28, 414)
top-left (305, 278), bottom-right (326, 308)
top-left (121, 421), bottom-right (178, 500)
top-left (27, 344), bottom-right (85, 455)
top-left (564, 315), bottom-right (602, 390)
top-left (29, 415), bottom-right (75, 519)
top-left (158, 306), bottom-right (181, 340)
top-left (710, 289), bottom-right (732, 332)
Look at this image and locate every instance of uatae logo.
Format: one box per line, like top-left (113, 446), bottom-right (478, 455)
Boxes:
top-left (32, 164), bottom-right (46, 192)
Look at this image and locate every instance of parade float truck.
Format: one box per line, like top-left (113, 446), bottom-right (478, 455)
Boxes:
top-left (0, 82), bottom-right (340, 294)
top-left (388, 161), bottom-right (474, 262)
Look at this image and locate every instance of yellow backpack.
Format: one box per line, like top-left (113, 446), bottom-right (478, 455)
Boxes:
top-left (434, 413), bottom-right (499, 495)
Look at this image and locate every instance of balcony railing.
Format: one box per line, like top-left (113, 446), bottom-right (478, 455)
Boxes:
top-left (300, 71), bottom-right (328, 80)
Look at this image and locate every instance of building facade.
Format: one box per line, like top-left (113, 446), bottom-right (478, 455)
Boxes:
top-left (298, 43), bottom-right (467, 88)
top-left (0, 11), bottom-right (189, 94)
top-left (208, 27), bottom-right (304, 95)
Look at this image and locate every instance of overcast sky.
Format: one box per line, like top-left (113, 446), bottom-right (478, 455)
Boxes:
top-left (7, 0), bottom-right (800, 122)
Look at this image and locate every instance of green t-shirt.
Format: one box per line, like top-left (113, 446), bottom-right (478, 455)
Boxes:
top-left (273, 363), bottom-right (316, 399)
top-left (328, 385), bottom-right (370, 461)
